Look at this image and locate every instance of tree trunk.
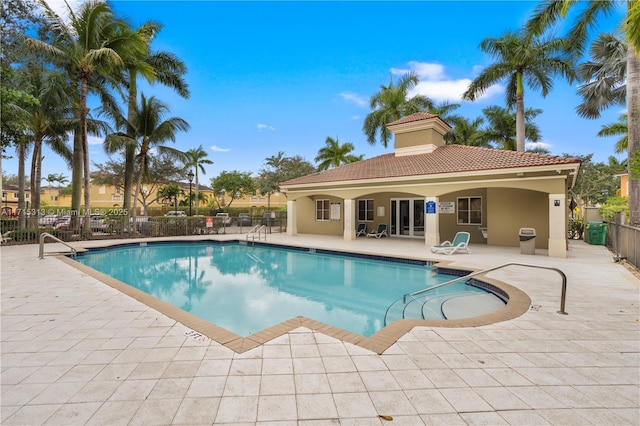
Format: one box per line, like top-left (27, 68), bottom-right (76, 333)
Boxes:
top-left (515, 72), bottom-right (526, 152)
top-left (30, 132), bottom-right (43, 219)
top-left (195, 170), bottom-right (199, 216)
top-left (81, 78), bottom-right (91, 237)
top-left (627, 43), bottom-right (640, 226)
top-left (17, 139), bottom-right (27, 230)
top-left (123, 68), bottom-right (137, 223)
top-left (71, 123), bottom-right (83, 232)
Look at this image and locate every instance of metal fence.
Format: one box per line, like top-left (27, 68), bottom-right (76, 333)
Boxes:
top-left (0, 213), bottom-right (286, 245)
top-left (606, 221), bottom-right (640, 269)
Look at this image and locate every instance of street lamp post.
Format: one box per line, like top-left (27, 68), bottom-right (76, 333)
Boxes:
top-left (187, 170), bottom-right (194, 216)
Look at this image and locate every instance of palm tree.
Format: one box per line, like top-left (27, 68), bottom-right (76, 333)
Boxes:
top-left (598, 113), bottom-right (628, 154)
top-left (576, 33), bottom-right (627, 119)
top-left (443, 116), bottom-right (489, 147)
top-left (479, 106), bottom-right (542, 151)
top-left (117, 20), bottom-right (190, 218)
top-left (105, 93), bottom-right (189, 218)
top-left (183, 145), bottom-right (213, 215)
top-left (363, 72), bottom-right (434, 147)
top-left (26, 0), bottom-right (147, 234)
top-left (157, 184), bottom-right (183, 214)
top-left (526, 0), bottom-right (640, 225)
top-left (315, 136), bottom-right (363, 171)
top-left (20, 66), bottom-right (73, 214)
top-left (462, 30), bottom-right (574, 152)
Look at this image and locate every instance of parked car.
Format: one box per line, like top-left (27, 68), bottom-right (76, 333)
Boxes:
top-left (261, 212), bottom-right (274, 226)
top-left (165, 211), bottom-right (186, 217)
top-left (38, 215), bottom-right (59, 227)
top-left (215, 212), bottom-right (231, 226)
top-left (237, 213), bottom-right (252, 226)
top-left (54, 215), bottom-right (108, 232)
top-left (130, 216), bottom-right (151, 231)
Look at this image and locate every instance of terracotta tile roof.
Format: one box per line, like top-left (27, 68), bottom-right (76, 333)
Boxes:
top-left (387, 112), bottom-right (445, 126)
top-left (281, 145), bottom-right (581, 187)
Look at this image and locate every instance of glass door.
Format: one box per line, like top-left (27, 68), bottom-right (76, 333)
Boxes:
top-left (390, 198), bottom-right (424, 238)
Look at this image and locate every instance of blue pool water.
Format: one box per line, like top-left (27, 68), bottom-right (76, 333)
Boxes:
top-left (76, 242), bottom-right (503, 337)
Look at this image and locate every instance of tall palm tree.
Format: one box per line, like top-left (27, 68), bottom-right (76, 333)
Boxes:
top-left (117, 20), bottom-right (190, 218)
top-left (105, 93), bottom-right (189, 217)
top-left (598, 113), bottom-right (628, 154)
top-left (443, 116), bottom-right (489, 147)
top-left (479, 106), bottom-right (542, 151)
top-left (183, 145), bottom-right (213, 215)
top-left (462, 30), bottom-right (574, 152)
top-left (526, 0), bottom-right (640, 225)
top-left (576, 33), bottom-right (627, 119)
top-left (20, 66), bottom-right (72, 214)
top-left (363, 72), bottom-right (434, 147)
top-left (26, 0), bottom-right (147, 234)
top-left (315, 136), bottom-right (363, 171)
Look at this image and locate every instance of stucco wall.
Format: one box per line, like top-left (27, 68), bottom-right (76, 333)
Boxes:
top-left (436, 189), bottom-right (488, 244)
top-left (296, 195), bottom-right (344, 236)
top-left (487, 188), bottom-right (549, 248)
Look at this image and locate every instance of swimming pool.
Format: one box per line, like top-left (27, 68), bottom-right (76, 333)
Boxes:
top-left (76, 241), bottom-right (506, 338)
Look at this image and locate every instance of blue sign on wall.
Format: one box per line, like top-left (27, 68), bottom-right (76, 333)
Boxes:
top-left (426, 201), bottom-right (436, 214)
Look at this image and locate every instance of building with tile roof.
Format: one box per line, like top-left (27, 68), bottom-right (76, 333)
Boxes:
top-left (280, 113), bottom-right (581, 257)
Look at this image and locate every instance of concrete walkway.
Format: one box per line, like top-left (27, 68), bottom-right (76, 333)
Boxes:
top-left (1, 236), bottom-right (638, 425)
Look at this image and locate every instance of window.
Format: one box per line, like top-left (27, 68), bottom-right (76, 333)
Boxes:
top-left (25, 193), bottom-right (29, 199)
top-left (358, 199), bottom-right (374, 221)
top-left (98, 186), bottom-right (106, 194)
top-left (316, 199), bottom-right (330, 221)
top-left (457, 196), bottom-right (482, 225)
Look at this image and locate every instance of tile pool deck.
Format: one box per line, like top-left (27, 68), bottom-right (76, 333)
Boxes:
top-left (1, 235), bottom-right (639, 425)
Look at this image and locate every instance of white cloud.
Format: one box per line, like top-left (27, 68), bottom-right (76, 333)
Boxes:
top-left (257, 123), bottom-right (276, 131)
top-left (44, 0), bottom-right (85, 21)
top-left (88, 135), bottom-right (103, 145)
top-left (351, 115), bottom-right (360, 121)
top-left (210, 145), bottom-right (230, 152)
top-left (338, 92), bottom-right (368, 107)
top-left (526, 141), bottom-right (553, 151)
top-left (392, 61), bottom-right (503, 102)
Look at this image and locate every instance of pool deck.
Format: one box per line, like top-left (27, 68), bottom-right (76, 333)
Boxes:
top-left (1, 235), bottom-right (639, 425)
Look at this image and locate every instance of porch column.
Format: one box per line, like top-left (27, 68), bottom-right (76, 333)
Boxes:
top-left (287, 200), bottom-right (297, 236)
top-left (343, 198), bottom-right (356, 240)
top-left (548, 193), bottom-right (567, 258)
top-left (424, 196), bottom-right (440, 247)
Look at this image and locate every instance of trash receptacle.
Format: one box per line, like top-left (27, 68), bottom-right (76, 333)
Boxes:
top-left (585, 222), bottom-right (607, 245)
top-left (518, 228), bottom-right (536, 255)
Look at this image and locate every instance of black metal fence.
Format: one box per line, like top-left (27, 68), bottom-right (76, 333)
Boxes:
top-left (606, 221), bottom-right (640, 269)
top-left (0, 213), bottom-right (286, 245)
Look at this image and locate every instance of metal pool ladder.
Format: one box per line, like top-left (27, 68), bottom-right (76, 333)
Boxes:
top-left (39, 232), bottom-right (77, 259)
top-left (384, 262), bottom-right (568, 326)
top-left (246, 225), bottom-right (267, 243)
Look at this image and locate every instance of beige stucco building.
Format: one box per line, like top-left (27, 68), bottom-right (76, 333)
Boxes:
top-left (280, 113), bottom-right (581, 258)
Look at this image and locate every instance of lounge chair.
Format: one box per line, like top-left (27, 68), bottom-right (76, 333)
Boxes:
top-left (430, 231), bottom-right (470, 255)
top-left (367, 223), bottom-right (387, 238)
top-left (356, 223), bottom-right (367, 237)
top-left (1, 231), bottom-right (12, 245)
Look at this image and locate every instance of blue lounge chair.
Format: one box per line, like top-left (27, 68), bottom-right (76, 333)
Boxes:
top-left (367, 223), bottom-right (387, 238)
top-left (356, 223), bottom-right (367, 237)
top-left (430, 232), bottom-right (470, 255)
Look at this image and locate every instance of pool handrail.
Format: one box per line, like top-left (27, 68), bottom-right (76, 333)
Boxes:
top-left (384, 262), bottom-right (567, 325)
top-left (39, 232), bottom-right (77, 259)
top-left (246, 224), bottom-right (267, 242)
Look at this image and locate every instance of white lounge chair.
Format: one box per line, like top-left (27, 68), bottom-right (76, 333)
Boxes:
top-left (356, 223), bottom-right (367, 237)
top-left (430, 231), bottom-right (470, 255)
top-left (1, 231), bottom-right (13, 245)
top-left (367, 223), bottom-right (387, 238)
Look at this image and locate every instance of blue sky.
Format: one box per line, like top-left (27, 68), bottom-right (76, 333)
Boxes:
top-left (5, 1), bottom-right (627, 184)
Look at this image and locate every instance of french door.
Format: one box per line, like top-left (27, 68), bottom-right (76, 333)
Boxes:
top-left (390, 198), bottom-right (424, 238)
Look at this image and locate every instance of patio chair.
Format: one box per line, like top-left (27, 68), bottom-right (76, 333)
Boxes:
top-left (1, 231), bottom-right (13, 245)
top-left (366, 223), bottom-right (387, 238)
top-left (356, 223), bottom-right (367, 237)
top-left (430, 231), bottom-right (470, 255)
